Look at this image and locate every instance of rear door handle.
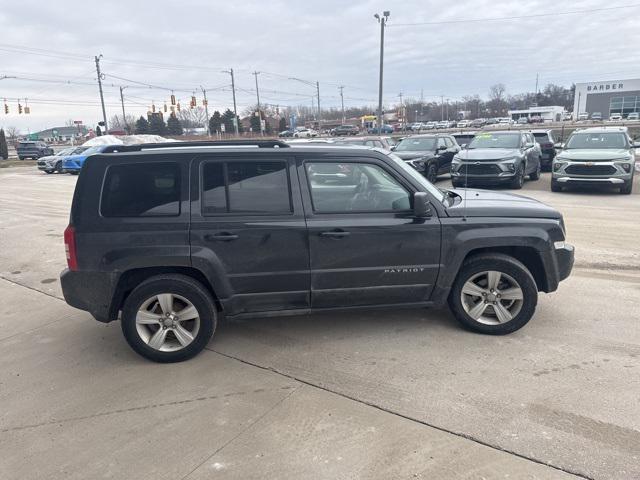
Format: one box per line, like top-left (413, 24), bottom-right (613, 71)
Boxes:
top-left (320, 230), bottom-right (350, 238)
top-left (205, 232), bottom-right (239, 242)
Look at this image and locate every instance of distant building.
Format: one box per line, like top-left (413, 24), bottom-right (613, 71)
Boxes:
top-left (508, 106), bottom-right (565, 123)
top-left (573, 78), bottom-right (640, 119)
top-left (33, 125), bottom-right (88, 142)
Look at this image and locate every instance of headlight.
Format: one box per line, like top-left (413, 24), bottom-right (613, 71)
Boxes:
top-left (452, 156), bottom-right (461, 163)
top-left (553, 162), bottom-right (565, 172)
top-left (499, 156), bottom-right (518, 162)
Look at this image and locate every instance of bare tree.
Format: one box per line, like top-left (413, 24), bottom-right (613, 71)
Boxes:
top-left (64, 119), bottom-right (76, 127)
top-left (109, 114), bottom-right (138, 133)
top-left (4, 126), bottom-right (20, 140)
top-left (177, 107), bottom-right (208, 128)
top-left (488, 84), bottom-right (508, 116)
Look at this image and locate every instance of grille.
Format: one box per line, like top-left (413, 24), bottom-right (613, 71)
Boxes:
top-left (461, 163), bottom-right (502, 175)
top-left (565, 164), bottom-right (616, 176)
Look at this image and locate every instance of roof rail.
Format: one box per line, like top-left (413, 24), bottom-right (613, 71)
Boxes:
top-left (101, 140), bottom-right (290, 153)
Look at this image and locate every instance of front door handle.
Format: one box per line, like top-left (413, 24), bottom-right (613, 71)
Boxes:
top-left (320, 230), bottom-right (350, 238)
top-left (205, 232), bottom-right (239, 242)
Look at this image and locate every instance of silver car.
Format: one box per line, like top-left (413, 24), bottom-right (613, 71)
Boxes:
top-left (552, 127), bottom-right (637, 194)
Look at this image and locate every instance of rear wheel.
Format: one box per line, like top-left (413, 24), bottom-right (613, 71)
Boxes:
top-left (448, 254), bottom-right (538, 335)
top-left (121, 274), bottom-right (217, 363)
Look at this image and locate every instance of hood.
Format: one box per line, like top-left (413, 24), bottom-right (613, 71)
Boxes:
top-left (446, 189), bottom-right (561, 219)
top-left (456, 148), bottom-right (520, 161)
top-left (394, 150), bottom-right (434, 160)
top-left (556, 149), bottom-right (630, 162)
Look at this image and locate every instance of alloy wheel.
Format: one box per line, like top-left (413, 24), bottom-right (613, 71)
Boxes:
top-left (135, 293), bottom-right (201, 351)
top-left (460, 270), bottom-right (524, 325)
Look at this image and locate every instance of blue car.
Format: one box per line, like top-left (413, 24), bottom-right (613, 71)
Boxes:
top-left (367, 124), bottom-right (394, 134)
top-left (62, 145), bottom-right (114, 174)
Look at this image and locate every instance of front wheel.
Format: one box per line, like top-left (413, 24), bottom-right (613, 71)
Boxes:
top-left (530, 160), bottom-right (541, 180)
top-left (448, 253), bottom-right (538, 335)
top-left (620, 175), bottom-right (633, 194)
top-left (509, 165), bottom-right (525, 189)
top-left (121, 274), bottom-right (217, 363)
top-left (55, 161), bottom-right (63, 173)
top-left (426, 163), bottom-right (438, 183)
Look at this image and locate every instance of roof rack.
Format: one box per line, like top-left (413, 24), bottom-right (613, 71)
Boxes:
top-left (101, 139), bottom-right (290, 153)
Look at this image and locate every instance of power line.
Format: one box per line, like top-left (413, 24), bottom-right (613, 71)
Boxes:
top-left (390, 3), bottom-right (640, 26)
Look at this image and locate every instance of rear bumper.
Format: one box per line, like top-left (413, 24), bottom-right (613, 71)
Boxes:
top-left (60, 269), bottom-right (119, 322)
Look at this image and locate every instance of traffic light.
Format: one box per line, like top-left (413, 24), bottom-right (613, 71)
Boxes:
top-left (24, 106), bottom-right (30, 114)
top-left (176, 102), bottom-right (181, 112)
top-left (18, 102), bottom-right (22, 114)
top-left (151, 103), bottom-right (156, 113)
top-left (202, 98), bottom-right (208, 107)
top-left (190, 95), bottom-right (196, 108)
top-left (163, 103), bottom-right (167, 113)
top-left (3, 100), bottom-right (8, 114)
top-left (170, 94), bottom-right (176, 105)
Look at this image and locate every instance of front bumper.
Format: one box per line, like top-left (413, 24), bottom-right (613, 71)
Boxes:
top-left (553, 160), bottom-right (633, 185)
top-left (60, 269), bottom-right (119, 322)
top-left (554, 242), bottom-right (574, 282)
top-left (451, 162), bottom-right (518, 184)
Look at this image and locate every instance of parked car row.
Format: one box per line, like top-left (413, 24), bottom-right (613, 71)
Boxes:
top-left (36, 144), bottom-right (115, 174)
top-left (390, 127), bottom-right (636, 194)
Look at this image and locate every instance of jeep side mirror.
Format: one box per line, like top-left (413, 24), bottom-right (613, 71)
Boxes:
top-left (437, 145), bottom-right (447, 151)
top-left (555, 142), bottom-right (565, 149)
top-left (413, 192), bottom-right (432, 217)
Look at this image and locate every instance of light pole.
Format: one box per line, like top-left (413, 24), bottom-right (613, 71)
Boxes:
top-left (339, 86), bottom-right (345, 124)
top-left (94, 55), bottom-right (108, 134)
top-left (252, 71), bottom-right (263, 136)
top-left (289, 77), bottom-right (320, 128)
top-left (374, 11), bottom-right (390, 134)
top-left (200, 86), bottom-right (210, 136)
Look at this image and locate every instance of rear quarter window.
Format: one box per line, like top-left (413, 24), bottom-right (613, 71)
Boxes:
top-left (100, 162), bottom-right (181, 217)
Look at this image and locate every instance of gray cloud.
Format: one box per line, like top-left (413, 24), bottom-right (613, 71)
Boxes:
top-left (0, 0), bottom-right (638, 131)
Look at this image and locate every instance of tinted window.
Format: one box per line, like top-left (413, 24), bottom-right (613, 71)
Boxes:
top-left (395, 137), bottom-right (436, 152)
top-left (533, 133), bottom-right (549, 142)
top-left (202, 161), bottom-right (291, 215)
top-left (566, 133), bottom-right (628, 149)
top-left (468, 133), bottom-right (521, 149)
top-left (101, 163), bottom-right (180, 217)
top-left (306, 162), bottom-right (410, 213)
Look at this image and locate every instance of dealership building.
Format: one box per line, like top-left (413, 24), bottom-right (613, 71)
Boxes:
top-left (573, 78), bottom-right (640, 119)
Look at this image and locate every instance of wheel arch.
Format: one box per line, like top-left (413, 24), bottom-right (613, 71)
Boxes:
top-left (111, 266), bottom-right (223, 320)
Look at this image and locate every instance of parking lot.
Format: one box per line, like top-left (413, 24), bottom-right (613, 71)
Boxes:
top-left (0, 166), bottom-right (638, 479)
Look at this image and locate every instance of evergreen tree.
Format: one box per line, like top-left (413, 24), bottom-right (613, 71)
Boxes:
top-left (236, 115), bottom-right (243, 134)
top-left (249, 111), bottom-right (261, 133)
top-left (0, 129), bottom-right (8, 160)
top-left (135, 116), bottom-right (150, 134)
top-left (222, 109), bottom-right (236, 134)
top-left (278, 117), bottom-right (287, 132)
top-left (96, 125), bottom-right (103, 137)
top-left (167, 114), bottom-right (184, 135)
top-left (148, 114), bottom-right (168, 136)
top-left (209, 111), bottom-right (222, 133)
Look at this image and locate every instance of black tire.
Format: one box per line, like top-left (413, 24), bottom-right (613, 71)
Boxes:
top-left (620, 176), bottom-right (633, 195)
top-left (551, 179), bottom-right (563, 192)
top-left (18, 156), bottom-right (24, 160)
top-left (121, 274), bottom-right (217, 363)
top-left (530, 160), bottom-right (541, 180)
top-left (448, 253), bottom-right (538, 335)
top-left (55, 161), bottom-right (63, 173)
top-left (509, 164), bottom-right (525, 189)
top-left (426, 163), bottom-right (438, 183)
top-left (44, 170), bottom-right (54, 174)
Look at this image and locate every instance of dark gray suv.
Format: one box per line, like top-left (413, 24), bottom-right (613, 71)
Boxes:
top-left (60, 140), bottom-right (573, 362)
top-left (451, 131), bottom-right (541, 189)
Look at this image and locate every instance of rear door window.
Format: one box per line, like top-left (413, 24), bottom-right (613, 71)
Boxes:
top-left (202, 161), bottom-right (292, 215)
top-left (101, 162), bottom-right (180, 217)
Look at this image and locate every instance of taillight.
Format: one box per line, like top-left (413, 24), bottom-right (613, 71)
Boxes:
top-left (63, 224), bottom-right (78, 271)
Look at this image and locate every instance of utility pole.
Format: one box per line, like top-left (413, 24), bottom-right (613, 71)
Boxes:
top-left (253, 71), bottom-right (263, 136)
top-left (420, 88), bottom-right (424, 116)
top-left (398, 92), bottom-right (403, 127)
top-left (374, 11), bottom-right (390, 135)
top-left (535, 73), bottom-right (539, 95)
top-left (119, 86), bottom-right (128, 134)
top-left (441, 95), bottom-right (444, 121)
top-left (94, 55), bottom-right (108, 134)
top-left (446, 98), bottom-right (449, 120)
top-left (223, 68), bottom-right (239, 135)
top-left (316, 81), bottom-right (321, 129)
top-left (339, 86), bottom-right (345, 124)
top-left (201, 86), bottom-right (210, 136)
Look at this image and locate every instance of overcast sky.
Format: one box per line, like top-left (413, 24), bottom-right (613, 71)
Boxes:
top-left (1, 0), bottom-right (639, 132)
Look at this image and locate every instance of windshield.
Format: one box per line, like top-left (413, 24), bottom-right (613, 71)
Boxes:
top-left (70, 146), bottom-right (90, 155)
top-left (383, 150), bottom-right (446, 202)
top-left (468, 133), bottom-right (520, 149)
top-left (394, 137), bottom-right (436, 152)
top-left (565, 133), bottom-right (627, 149)
top-left (81, 146), bottom-right (105, 155)
top-left (57, 148), bottom-right (74, 156)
